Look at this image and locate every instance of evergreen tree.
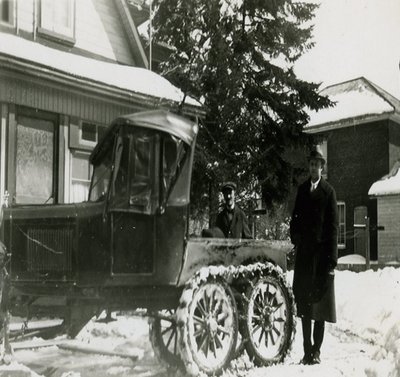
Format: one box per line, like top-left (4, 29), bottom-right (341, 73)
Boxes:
top-left (152, 0), bottom-right (332, 226)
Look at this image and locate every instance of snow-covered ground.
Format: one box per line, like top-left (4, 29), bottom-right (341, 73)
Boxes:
top-left (1, 267), bottom-right (399, 377)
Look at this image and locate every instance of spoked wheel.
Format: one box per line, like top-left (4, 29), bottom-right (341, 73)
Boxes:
top-left (149, 309), bottom-right (182, 368)
top-left (178, 277), bottom-right (238, 376)
top-left (240, 267), bottom-right (295, 366)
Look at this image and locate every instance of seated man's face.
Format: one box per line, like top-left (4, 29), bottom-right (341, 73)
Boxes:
top-left (223, 188), bottom-right (235, 208)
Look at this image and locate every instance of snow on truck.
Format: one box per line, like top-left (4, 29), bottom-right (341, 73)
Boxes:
top-left (0, 110), bottom-right (295, 375)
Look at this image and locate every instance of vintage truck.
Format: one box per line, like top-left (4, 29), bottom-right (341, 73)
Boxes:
top-left (0, 110), bottom-right (295, 375)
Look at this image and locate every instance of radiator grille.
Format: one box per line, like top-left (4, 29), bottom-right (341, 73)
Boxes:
top-left (27, 227), bottom-right (73, 273)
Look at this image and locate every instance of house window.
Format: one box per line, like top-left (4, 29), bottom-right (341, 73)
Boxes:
top-left (69, 120), bottom-right (106, 150)
top-left (0, 0), bottom-right (15, 26)
top-left (15, 113), bottom-right (56, 204)
top-left (67, 119), bottom-right (105, 203)
top-left (338, 201), bottom-right (346, 248)
top-left (39, 0), bottom-right (75, 41)
top-left (70, 150), bottom-right (92, 203)
top-left (81, 123), bottom-right (97, 143)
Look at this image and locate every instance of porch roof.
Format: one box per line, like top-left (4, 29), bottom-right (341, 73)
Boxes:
top-left (0, 32), bottom-right (202, 113)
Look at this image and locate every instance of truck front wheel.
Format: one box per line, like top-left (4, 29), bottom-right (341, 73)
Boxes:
top-left (148, 309), bottom-right (182, 369)
top-left (239, 266), bottom-right (295, 366)
top-left (177, 276), bottom-right (238, 376)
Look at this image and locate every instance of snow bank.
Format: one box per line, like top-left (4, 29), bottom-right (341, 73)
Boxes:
top-left (338, 254), bottom-right (366, 264)
top-left (0, 361), bottom-right (42, 376)
top-left (1, 268), bottom-right (399, 376)
top-left (335, 268), bottom-right (400, 377)
top-left (76, 312), bottom-right (146, 360)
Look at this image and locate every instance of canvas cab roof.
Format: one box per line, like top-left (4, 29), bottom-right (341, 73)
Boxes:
top-left (90, 110), bottom-right (198, 164)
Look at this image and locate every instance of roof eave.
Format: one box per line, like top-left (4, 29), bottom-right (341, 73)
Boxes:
top-left (0, 53), bottom-right (205, 118)
top-left (305, 111), bottom-right (400, 134)
top-left (115, 0), bottom-right (149, 69)
top-left (369, 192), bottom-right (400, 197)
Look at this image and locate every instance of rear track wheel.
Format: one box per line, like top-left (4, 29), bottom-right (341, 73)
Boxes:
top-left (240, 267), bottom-right (295, 366)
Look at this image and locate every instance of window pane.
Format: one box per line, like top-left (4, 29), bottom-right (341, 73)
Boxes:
top-left (114, 137), bottom-right (130, 198)
top-left (56, 0), bottom-right (71, 28)
top-left (16, 116), bottom-right (54, 204)
top-left (72, 152), bottom-right (90, 181)
top-left (89, 148), bottom-right (112, 202)
top-left (98, 126), bottom-right (106, 143)
top-left (134, 138), bottom-right (150, 177)
top-left (72, 180), bottom-right (90, 203)
top-left (1, 0), bottom-right (11, 23)
top-left (81, 122), bottom-right (96, 142)
top-left (71, 151), bottom-right (91, 203)
top-left (40, 0), bottom-right (53, 30)
top-left (40, 0), bottom-right (74, 36)
top-left (128, 131), bottom-right (157, 214)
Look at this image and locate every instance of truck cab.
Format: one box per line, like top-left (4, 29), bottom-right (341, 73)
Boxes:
top-left (0, 110), bottom-right (197, 313)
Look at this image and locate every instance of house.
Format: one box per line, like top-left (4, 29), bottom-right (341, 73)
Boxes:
top-left (305, 77), bottom-right (400, 261)
top-left (0, 0), bottom-right (203, 206)
top-left (368, 161), bottom-right (400, 264)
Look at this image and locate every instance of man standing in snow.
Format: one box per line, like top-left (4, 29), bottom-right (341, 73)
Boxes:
top-left (290, 146), bottom-right (338, 365)
top-left (215, 181), bottom-right (252, 239)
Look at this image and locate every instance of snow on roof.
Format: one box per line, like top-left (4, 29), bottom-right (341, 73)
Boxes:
top-left (0, 32), bottom-right (201, 108)
top-left (307, 77), bottom-right (397, 128)
top-left (369, 160), bottom-right (400, 196)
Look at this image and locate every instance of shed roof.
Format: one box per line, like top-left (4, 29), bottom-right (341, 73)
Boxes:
top-left (369, 160), bottom-right (400, 197)
top-left (306, 77), bottom-right (400, 133)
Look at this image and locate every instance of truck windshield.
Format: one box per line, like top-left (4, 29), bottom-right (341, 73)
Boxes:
top-left (89, 148), bottom-right (113, 202)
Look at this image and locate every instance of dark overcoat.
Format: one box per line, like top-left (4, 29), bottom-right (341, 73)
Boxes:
top-left (290, 178), bottom-right (338, 323)
top-left (216, 206), bottom-right (252, 239)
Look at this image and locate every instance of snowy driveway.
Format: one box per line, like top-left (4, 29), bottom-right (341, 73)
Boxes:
top-left (10, 318), bottom-right (378, 377)
top-left (2, 267), bottom-right (399, 377)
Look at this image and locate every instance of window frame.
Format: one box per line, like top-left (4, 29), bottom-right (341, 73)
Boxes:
top-left (38, 0), bottom-right (76, 45)
top-left (11, 106), bottom-right (59, 205)
top-left (69, 119), bottom-right (106, 151)
top-left (70, 149), bottom-right (93, 203)
top-left (337, 201), bottom-right (346, 249)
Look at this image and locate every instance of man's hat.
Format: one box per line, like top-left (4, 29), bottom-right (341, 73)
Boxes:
top-left (308, 145), bottom-right (326, 165)
top-left (221, 181), bottom-right (237, 191)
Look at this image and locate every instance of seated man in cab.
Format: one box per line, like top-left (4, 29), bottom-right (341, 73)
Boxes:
top-left (215, 182), bottom-right (252, 239)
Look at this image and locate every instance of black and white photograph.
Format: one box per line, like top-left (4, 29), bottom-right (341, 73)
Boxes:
top-left (0, 0), bottom-right (399, 376)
